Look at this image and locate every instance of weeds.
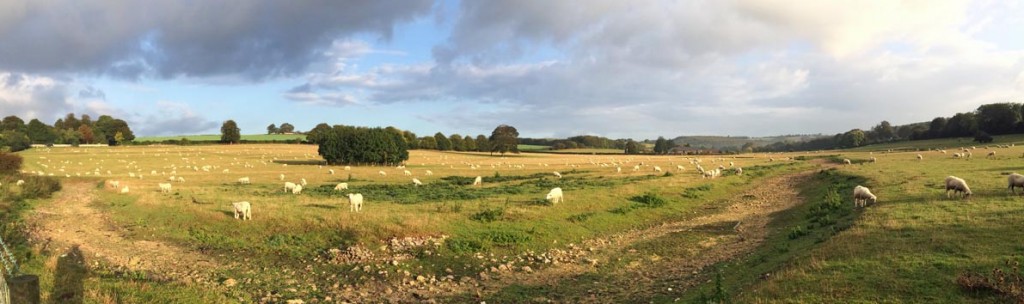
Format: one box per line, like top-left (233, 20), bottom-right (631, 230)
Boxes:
top-left (957, 259), bottom-right (1024, 302)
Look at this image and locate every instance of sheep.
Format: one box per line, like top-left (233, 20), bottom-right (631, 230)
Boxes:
top-left (653, 166), bottom-right (662, 172)
top-left (546, 187), bottom-right (564, 204)
top-left (292, 184), bottom-right (303, 194)
top-left (232, 201), bottom-right (252, 220)
top-left (284, 182), bottom-right (297, 192)
top-left (632, 165), bottom-right (641, 172)
top-left (616, 166), bottom-right (622, 173)
top-left (916, 154), bottom-right (923, 160)
top-left (425, 170), bottom-right (434, 176)
top-left (328, 169), bottom-right (335, 175)
top-left (553, 171), bottom-right (562, 178)
top-left (300, 178), bottom-right (308, 186)
top-left (279, 174), bottom-right (285, 181)
top-left (952, 153), bottom-right (961, 159)
top-left (238, 177), bottom-right (250, 184)
top-left (842, 159), bottom-right (852, 165)
top-left (168, 176), bottom-right (177, 182)
top-left (177, 177), bottom-right (185, 183)
top-left (735, 167), bottom-right (743, 175)
top-left (1008, 173), bottom-right (1024, 194)
top-left (473, 176), bottom-right (483, 187)
top-left (988, 151), bottom-right (997, 158)
top-left (404, 170), bottom-right (412, 176)
top-left (344, 166), bottom-right (352, 171)
top-left (412, 178), bottom-right (423, 186)
top-left (120, 186), bottom-right (130, 194)
top-left (378, 170), bottom-right (387, 176)
top-left (676, 165), bottom-right (685, 170)
top-left (108, 180), bottom-right (120, 189)
top-left (852, 185), bottom-right (877, 208)
top-left (870, 157), bottom-right (877, 163)
top-left (348, 193), bottom-right (364, 212)
top-left (157, 183), bottom-right (172, 193)
top-left (944, 176), bottom-right (972, 199)
top-left (334, 183), bottom-right (349, 190)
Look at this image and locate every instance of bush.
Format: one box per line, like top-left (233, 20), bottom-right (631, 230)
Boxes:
top-left (471, 206), bottom-right (505, 222)
top-left (0, 152), bottom-right (23, 175)
top-left (0, 131), bottom-right (31, 152)
top-left (446, 238), bottom-right (485, 254)
top-left (974, 131), bottom-right (994, 143)
top-left (19, 176), bottom-right (62, 199)
top-left (629, 192), bottom-right (667, 208)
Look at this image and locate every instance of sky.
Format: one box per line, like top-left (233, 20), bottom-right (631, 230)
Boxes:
top-left (0, 0), bottom-right (1022, 139)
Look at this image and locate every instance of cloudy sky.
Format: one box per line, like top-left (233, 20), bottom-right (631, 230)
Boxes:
top-left (0, 0), bottom-right (1022, 138)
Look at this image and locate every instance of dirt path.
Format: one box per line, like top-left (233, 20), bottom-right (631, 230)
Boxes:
top-left (26, 182), bottom-right (221, 284)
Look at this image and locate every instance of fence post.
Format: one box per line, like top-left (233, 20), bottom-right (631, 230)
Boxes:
top-left (7, 275), bottom-right (38, 304)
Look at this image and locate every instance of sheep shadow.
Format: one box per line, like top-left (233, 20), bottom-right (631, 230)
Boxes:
top-left (306, 204), bottom-right (339, 209)
top-left (218, 210), bottom-right (236, 218)
top-left (50, 245), bottom-right (86, 304)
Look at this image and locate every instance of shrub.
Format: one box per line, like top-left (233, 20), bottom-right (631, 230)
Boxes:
top-left (629, 192), bottom-right (667, 208)
top-left (471, 206), bottom-right (505, 222)
top-left (0, 152), bottom-right (23, 175)
top-left (446, 238), bottom-right (485, 254)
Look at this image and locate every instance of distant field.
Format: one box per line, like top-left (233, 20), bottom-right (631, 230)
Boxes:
top-left (516, 144), bottom-right (551, 151)
top-left (846, 134), bottom-right (1024, 152)
top-left (544, 148), bottom-right (624, 154)
top-left (135, 134), bottom-right (306, 142)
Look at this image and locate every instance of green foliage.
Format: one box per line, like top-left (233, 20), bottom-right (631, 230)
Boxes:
top-left (0, 116), bottom-right (26, 133)
top-left (219, 120), bottom-right (241, 143)
top-left (974, 131), bottom-right (994, 143)
top-left (653, 136), bottom-right (675, 154)
top-left (475, 135), bottom-right (490, 152)
top-left (624, 140), bottom-right (641, 154)
top-left (446, 238), bottom-right (485, 254)
top-left (471, 205), bottom-right (505, 222)
top-left (489, 124), bottom-right (520, 155)
top-left (567, 212), bottom-right (597, 223)
top-left (628, 192), bottom-right (667, 208)
top-left (305, 123), bottom-right (332, 144)
top-left (682, 184), bottom-right (714, 199)
top-left (267, 123), bottom-right (278, 134)
top-left (0, 130), bottom-right (31, 152)
top-left (434, 132), bottom-right (451, 151)
top-left (449, 133), bottom-right (465, 151)
top-left (317, 125), bottom-right (410, 165)
top-left (483, 229), bottom-right (532, 246)
top-left (278, 122), bottom-right (295, 133)
top-left (0, 152), bottom-right (22, 174)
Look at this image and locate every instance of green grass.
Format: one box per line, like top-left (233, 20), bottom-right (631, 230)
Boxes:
top-left (134, 134), bottom-right (306, 142)
top-left (846, 133), bottom-right (1024, 152)
top-left (517, 144), bottom-right (551, 151)
top-left (527, 148), bottom-right (625, 154)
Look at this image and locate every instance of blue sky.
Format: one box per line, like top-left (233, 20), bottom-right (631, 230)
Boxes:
top-left (1, 0), bottom-right (1022, 139)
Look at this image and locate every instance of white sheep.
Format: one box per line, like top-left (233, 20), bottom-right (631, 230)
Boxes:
top-left (632, 165), bottom-right (640, 172)
top-left (300, 178), bottom-right (308, 186)
top-left (158, 183), bottom-right (172, 193)
top-left (284, 182), bottom-right (297, 193)
top-left (279, 174), bottom-right (285, 181)
top-left (348, 193), bottom-right (364, 212)
top-left (120, 186), bottom-right (130, 194)
top-left (412, 178), bottom-right (423, 186)
top-left (232, 201), bottom-right (252, 220)
top-left (238, 177), bottom-right (250, 184)
top-left (404, 170), bottom-right (412, 176)
top-left (177, 177), bottom-right (185, 183)
top-left (425, 170), bottom-right (434, 176)
top-left (916, 154), bottom-right (923, 160)
top-left (944, 176), bottom-right (972, 199)
top-left (1008, 173), bottom-right (1024, 194)
top-left (553, 171), bottom-right (562, 178)
top-left (616, 166), bottom-right (622, 173)
top-left (869, 157), bottom-right (877, 163)
top-left (328, 169), bottom-right (335, 175)
top-left (653, 166), bottom-right (662, 172)
top-left (334, 183), bottom-right (349, 190)
top-left (108, 180), bottom-right (120, 189)
top-left (852, 185), bottom-right (877, 208)
top-left (473, 176), bottom-right (482, 187)
top-left (546, 187), bottom-right (564, 204)
top-left (344, 166), bottom-right (352, 171)
top-left (843, 159), bottom-right (852, 165)
top-left (988, 151), bottom-right (997, 158)
top-left (292, 184), bottom-right (303, 194)
top-left (378, 170), bottom-right (387, 176)
top-left (735, 167), bottom-right (743, 175)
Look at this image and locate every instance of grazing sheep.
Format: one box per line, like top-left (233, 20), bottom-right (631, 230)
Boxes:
top-left (632, 165), bottom-right (641, 172)
top-left (952, 153), bottom-right (962, 159)
top-left (108, 180), bottom-right (120, 189)
top-left (292, 184), bottom-right (303, 194)
top-left (735, 167), bottom-right (743, 175)
top-left (546, 187), bottom-right (564, 204)
top-left (344, 166), bottom-right (352, 171)
top-left (944, 176), bottom-right (972, 199)
top-left (653, 166), bottom-right (662, 172)
top-left (676, 165), bottom-right (685, 170)
top-left (279, 174), bottom-right (285, 181)
top-left (168, 176), bottom-right (176, 182)
top-left (404, 170), bottom-right (412, 176)
top-left (334, 183), bottom-right (349, 190)
top-left (348, 193), bottom-right (364, 212)
top-left (158, 183), bottom-right (172, 193)
top-left (843, 159), bottom-right (852, 165)
top-left (473, 176), bottom-right (483, 187)
top-left (852, 185), bottom-right (877, 208)
top-left (553, 171), bottom-right (562, 178)
top-left (300, 178), bottom-right (308, 186)
top-left (378, 170), bottom-right (387, 176)
top-left (284, 182), bottom-right (297, 193)
top-left (232, 201), bottom-right (252, 220)
top-left (870, 157), bottom-right (877, 163)
top-left (120, 186), bottom-right (130, 194)
top-left (616, 166), bottom-right (622, 173)
top-left (916, 154), bottom-right (923, 160)
top-left (988, 151), bottom-right (997, 158)
top-left (425, 170), bottom-right (434, 176)
top-left (177, 177), bottom-right (185, 183)
top-left (1008, 173), bottom-right (1024, 194)
top-left (412, 178), bottom-right (423, 186)
top-left (238, 177), bottom-right (250, 184)
top-left (328, 169), bottom-right (335, 175)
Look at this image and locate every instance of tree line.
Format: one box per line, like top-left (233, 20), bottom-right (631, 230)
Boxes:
top-left (0, 113), bottom-right (135, 152)
top-left (755, 102), bottom-right (1024, 152)
top-left (301, 123), bottom-right (521, 165)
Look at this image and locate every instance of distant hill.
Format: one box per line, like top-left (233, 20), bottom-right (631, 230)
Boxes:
top-left (671, 135), bottom-right (829, 151)
top-left (135, 134), bottom-right (306, 142)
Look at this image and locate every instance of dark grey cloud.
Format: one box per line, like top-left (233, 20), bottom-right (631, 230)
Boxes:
top-left (0, 0), bottom-right (433, 79)
top-left (78, 86), bottom-right (106, 100)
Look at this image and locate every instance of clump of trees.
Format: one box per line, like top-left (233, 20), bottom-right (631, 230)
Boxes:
top-left (0, 113), bottom-right (134, 152)
top-left (521, 135), bottom-right (627, 150)
top-left (310, 124), bottom-right (409, 165)
top-left (267, 122), bottom-right (296, 134)
top-left (221, 120), bottom-right (241, 144)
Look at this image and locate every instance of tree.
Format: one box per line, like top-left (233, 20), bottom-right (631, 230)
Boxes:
top-left (267, 123), bottom-right (279, 134)
top-left (419, 136), bottom-right (438, 150)
top-left (402, 131), bottom-right (419, 149)
top-left (62, 113), bottom-right (81, 130)
top-left (871, 121), bottom-right (895, 142)
top-left (462, 135), bottom-right (476, 151)
top-left (974, 131), bottom-right (994, 143)
top-left (838, 129), bottom-right (866, 148)
top-left (26, 119), bottom-right (56, 144)
top-left (943, 113), bottom-right (978, 138)
top-left (653, 137), bottom-right (668, 154)
top-left (80, 114), bottom-right (93, 127)
top-left (220, 120), bottom-right (241, 144)
top-left (741, 142), bottom-right (756, 153)
top-left (306, 123), bottom-right (332, 145)
top-left (434, 132), bottom-right (451, 151)
top-left (928, 117), bottom-right (947, 139)
top-left (279, 123), bottom-right (295, 134)
top-left (114, 132), bottom-right (125, 145)
top-left (449, 134), bottom-right (464, 151)
top-left (976, 103), bottom-right (1020, 135)
top-left (0, 131), bottom-right (32, 152)
top-left (489, 124), bottom-right (519, 155)
top-left (317, 125), bottom-right (409, 165)
top-left (78, 124), bottom-right (95, 144)
top-left (624, 140), bottom-right (641, 154)
top-left (1, 116), bottom-right (26, 133)
top-left (475, 135), bottom-right (491, 152)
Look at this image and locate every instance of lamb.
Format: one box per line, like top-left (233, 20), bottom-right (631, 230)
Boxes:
top-left (473, 176), bottom-right (483, 187)
top-left (279, 174), bottom-right (285, 181)
top-left (676, 165), bottom-right (685, 170)
top-left (300, 178), bottom-right (308, 186)
top-left (1008, 173), bottom-right (1024, 194)
top-left (412, 178), bottom-right (423, 186)
top-left (177, 177), bottom-right (185, 183)
top-left (158, 183), bottom-right (172, 193)
top-left (852, 185), bottom-right (877, 208)
top-left (284, 182), bottom-right (297, 192)
top-left (334, 183), bottom-right (349, 190)
top-left (348, 193), bottom-right (364, 212)
top-left (952, 153), bottom-right (961, 159)
top-left (632, 165), bottom-right (641, 172)
top-left (545, 187), bottom-right (564, 204)
top-left (232, 201), bottom-right (252, 220)
top-left (238, 177), bottom-right (250, 184)
top-left (292, 184), bottom-right (303, 194)
top-left (843, 159), bottom-right (852, 165)
top-left (616, 166), bottom-right (622, 174)
top-left (553, 171), bottom-right (562, 178)
top-left (944, 176), bottom-right (972, 199)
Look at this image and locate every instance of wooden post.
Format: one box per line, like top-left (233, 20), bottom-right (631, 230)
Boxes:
top-left (8, 275), bottom-right (39, 304)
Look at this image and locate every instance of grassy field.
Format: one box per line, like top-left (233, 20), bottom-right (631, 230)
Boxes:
top-left (10, 140), bottom-right (1024, 302)
top-left (134, 134), bottom-right (306, 142)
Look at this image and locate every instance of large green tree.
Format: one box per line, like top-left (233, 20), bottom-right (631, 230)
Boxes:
top-left (306, 123), bottom-right (332, 144)
top-left (318, 125), bottom-right (409, 165)
top-left (489, 124), bottom-right (519, 155)
top-left (26, 119), bottom-right (57, 144)
top-left (419, 136), bottom-right (438, 150)
top-left (0, 131), bottom-right (32, 152)
top-left (976, 103), bottom-right (1020, 135)
top-left (1, 116), bottom-right (26, 133)
top-left (279, 123), bottom-right (295, 134)
top-left (267, 123), bottom-right (279, 134)
top-left (220, 120), bottom-right (241, 144)
top-left (839, 129), bottom-right (866, 148)
top-left (449, 134), bottom-right (464, 151)
top-left (434, 132), bottom-right (451, 151)
top-left (475, 135), bottom-right (490, 152)
top-left (624, 140), bottom-right (641, 154)
top-left (462, 135), bottom-right (476, 151)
